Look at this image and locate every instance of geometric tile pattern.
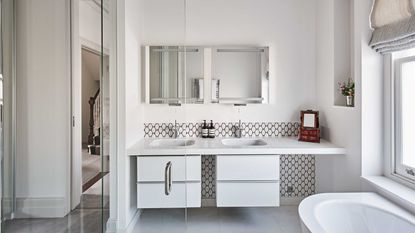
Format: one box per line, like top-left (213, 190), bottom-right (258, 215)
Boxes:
top-left (144, 122), bottom-right (202, 138)
top-left (144, 121), bottom-right (300, 138)
top-left (201, 155), bottom-right (216, 199)
top-left (280, 155), bottom-right (315, 197)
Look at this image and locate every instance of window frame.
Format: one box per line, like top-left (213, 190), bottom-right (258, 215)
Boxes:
top-left (393, 55), bottom-right (415, 182)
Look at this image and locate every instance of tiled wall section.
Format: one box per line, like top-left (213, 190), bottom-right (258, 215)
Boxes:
top-left (201, 156), bottom-right (216, 199)
top-left (144, 122), bottom-right (300, 138)
top-left (280, 155), bottom-right (315, 197)
top-left (143, 121), bottom-right (315, 199)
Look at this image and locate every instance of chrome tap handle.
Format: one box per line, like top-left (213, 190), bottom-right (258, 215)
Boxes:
top-left (173, 120), bottom-right (178, 138)
top-left (235, 120), bottom-right (243, 138)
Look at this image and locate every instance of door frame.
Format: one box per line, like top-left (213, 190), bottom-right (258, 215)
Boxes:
top-left (70, 0), bottom-right (112, 210)
top-left (70, 0), bottom-right (82, 210)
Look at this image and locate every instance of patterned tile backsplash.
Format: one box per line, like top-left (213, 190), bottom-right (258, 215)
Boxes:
top-left (143, 121), bottom-right (315, 201)
top-left (144, 122), bottom-right (301, 138)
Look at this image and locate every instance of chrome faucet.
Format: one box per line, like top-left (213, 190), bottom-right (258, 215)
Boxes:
top-left (235, 120), bottom-right (243, 138)
top-left (173, 120), bottom-right (179, 138)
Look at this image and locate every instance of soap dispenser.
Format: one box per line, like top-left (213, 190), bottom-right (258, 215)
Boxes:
top-left (201, 120), bottom-right (208, 138)
top-left (208, 120), bottom-right (216, 138)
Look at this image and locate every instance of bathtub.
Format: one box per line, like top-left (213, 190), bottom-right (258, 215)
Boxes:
top-left (299, 193), bottom-right (415, 233)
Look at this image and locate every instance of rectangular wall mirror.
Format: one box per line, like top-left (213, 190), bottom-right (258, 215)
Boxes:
top-left (212, 47), bottom-right (269, 104)
top-left (144, 45), bottom-right (269, 105)
top-left (146, 46), bottom-right (204, 104)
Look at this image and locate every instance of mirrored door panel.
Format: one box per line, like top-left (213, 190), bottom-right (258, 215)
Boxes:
top-left (1, 0), bottom-right (14, 227)
top-left (0, 0), bottom-right (114, 232)
top-left (135, 0), bottom-right (188, 232)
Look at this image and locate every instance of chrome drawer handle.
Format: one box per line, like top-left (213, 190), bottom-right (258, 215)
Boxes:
top-left (165, 161), bottom-right (172, 195)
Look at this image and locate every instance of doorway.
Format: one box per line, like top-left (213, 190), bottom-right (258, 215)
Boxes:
top-left (78, 47), bottom-right (108, 209)
top-left (72, 0), bottom-right (111, 218)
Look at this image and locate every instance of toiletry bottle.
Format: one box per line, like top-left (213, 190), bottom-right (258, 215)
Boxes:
top-left (208, 120), bottom-right (216, 138)
top-left (202, 120), bottom-right (208, 138)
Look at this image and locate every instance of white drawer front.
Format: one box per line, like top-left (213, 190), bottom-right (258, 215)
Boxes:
top-left (186, 182), bottom-right (202, 208)
top-left (217, 155), bottom-right (279, 181)
top-left (186, 156), bottom-right (202, 182)
top-left (217, 182), bottom-right (279, 207)
top-left (137, 182), bottom-right (201, 208)
top-left (137, 156), bottom-right (201, 182)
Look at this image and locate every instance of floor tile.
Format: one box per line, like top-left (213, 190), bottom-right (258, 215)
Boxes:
top-left (131, 206), bottom-right (302, 233)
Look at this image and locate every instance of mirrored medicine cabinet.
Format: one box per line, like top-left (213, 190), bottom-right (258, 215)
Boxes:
top-left (143, 46), bottom-right (269, 105)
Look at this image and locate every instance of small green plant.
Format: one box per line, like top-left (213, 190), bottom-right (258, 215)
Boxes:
top-left (338, 79), bottom-right (355, 97)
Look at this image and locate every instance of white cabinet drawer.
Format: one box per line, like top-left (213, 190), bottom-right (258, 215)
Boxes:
top-left (217, 155), bottom-right (279, 181)
top-left (137, 182), bottom-right (201, 208)
top-left (137, 156), bottom-right (201, 182)
top-left (217, 181), bottom-right (279, 207)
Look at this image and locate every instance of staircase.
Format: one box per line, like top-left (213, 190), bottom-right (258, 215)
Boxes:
top-left (88, 88), bottom-right (100, 155)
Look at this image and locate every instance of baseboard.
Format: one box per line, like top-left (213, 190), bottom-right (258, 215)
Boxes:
top-left (2, 197), bottom-right (13, 218)
top-left (105, 218), bottom-right (117, 233)
top-left (280, 197), bottom-right (305, 205)
top-left (14, 197), bottom-right (67, 218)
top-left (201, 199), bottom-right (216, 207)
top-left (116, 209), bottom-right (142, 233)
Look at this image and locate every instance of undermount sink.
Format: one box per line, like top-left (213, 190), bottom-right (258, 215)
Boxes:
top-left (221, 138), bottom-right (267, 147)
top-left (149, 139), bottom-right (196, 148)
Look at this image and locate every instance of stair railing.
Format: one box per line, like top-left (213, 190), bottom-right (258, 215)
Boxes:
top-left (88, 88), bottom-right (100, 145)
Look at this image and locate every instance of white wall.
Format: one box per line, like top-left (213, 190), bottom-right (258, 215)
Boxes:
top-left (315, 0), bottom-right (362, 193)
top-left (139, 0), bottom-right (317, 123)
top-left (333, 0), bottom-right (352, 106)
top-left (358, 0), bottom-right (384, 177)
top-left (15, 0), bottom-right (71, 217)
top-left (80, 1), bottom-right (102, 50)
top-left (116, 0), bottom-right (143, 230)
top-left (315, 0), bottom-right (383, 193)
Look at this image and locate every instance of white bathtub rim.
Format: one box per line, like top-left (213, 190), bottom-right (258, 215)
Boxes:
top-left (299, 192), bottom-right (415, 233)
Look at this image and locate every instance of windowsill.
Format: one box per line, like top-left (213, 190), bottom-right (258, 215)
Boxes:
top-left (332, 105), bottom-right (356, 110)
top-left (362, 175), bottom-right (415, 214)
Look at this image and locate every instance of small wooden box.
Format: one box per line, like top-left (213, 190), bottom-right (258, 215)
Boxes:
top-left (299, 128), bottom-right (320, 143)
top-left (299, 110), bottom-right (320, 143)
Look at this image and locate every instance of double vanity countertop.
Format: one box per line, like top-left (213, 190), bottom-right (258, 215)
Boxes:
top-left (127, 137), bottom-right (346, 156)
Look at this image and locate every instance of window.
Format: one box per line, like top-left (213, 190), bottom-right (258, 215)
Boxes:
top-left (395, 55), bottom-right (415, 181)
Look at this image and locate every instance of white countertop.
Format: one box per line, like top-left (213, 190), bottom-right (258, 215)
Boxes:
top-left (127, 137), bottom-right (346, 156)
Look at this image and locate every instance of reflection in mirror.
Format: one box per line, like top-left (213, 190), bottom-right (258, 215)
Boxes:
top-left (300, 110), bottom-right (319, 129)
top-left (212, 47), bottom-right (269, 104)
top-left (149, 46), bottom-right (181, 102)
top-left (185, 47), bottom-right (204, 103)
top-left (147, 46), bottom-right (204, 104)
top-left (303, 114), bottom-right (316, 128)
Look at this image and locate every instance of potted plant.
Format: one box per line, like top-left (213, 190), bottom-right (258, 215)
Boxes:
top-left (338, 79), bottom-right (355, 107)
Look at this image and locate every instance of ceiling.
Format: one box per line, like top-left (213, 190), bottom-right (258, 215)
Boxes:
top-left (82, 49), bottom-right (100, 81)
top-left (80, 0), bottom-right (109, 13)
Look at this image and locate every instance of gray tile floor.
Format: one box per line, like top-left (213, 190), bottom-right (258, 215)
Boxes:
top-left (3, 209), bottom-right (108, 233)
top-left (3, 177), bottom-right (109, 233)
top-left (132, 206), bottom-right (302, 233)
top-left (3, 206), bottom-right (302, 233)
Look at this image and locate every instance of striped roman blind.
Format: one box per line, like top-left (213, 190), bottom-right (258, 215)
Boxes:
top-left (370, 0), bottom-right (415, 53)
